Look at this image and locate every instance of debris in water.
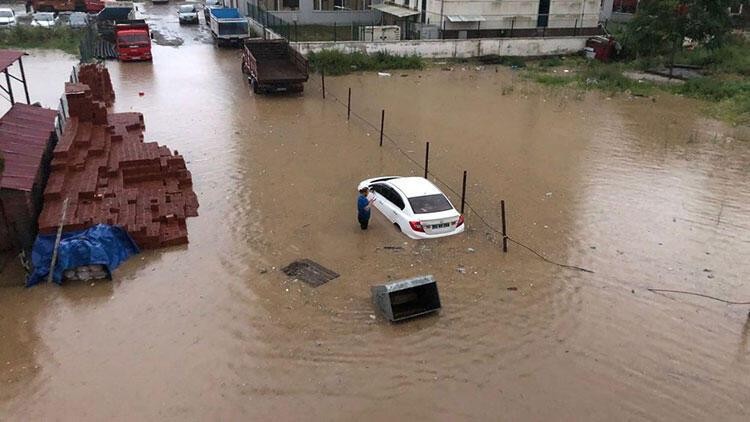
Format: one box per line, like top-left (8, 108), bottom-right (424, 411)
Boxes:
top-left (457, 267), bottom-right (466, 274)
top-left (378, 72), bottom-right (391, 77)
top-left (467, 247), bottom-right (475, 253)
top-left (507, 287), bottom-right (518, 291)
top-left (282, 259), bottom-right (339, 287)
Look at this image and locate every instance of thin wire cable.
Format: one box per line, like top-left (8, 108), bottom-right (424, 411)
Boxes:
top-left (647, 289), bottom-right (750, 305)
top-left (321, 82), bottom-right (594, 273)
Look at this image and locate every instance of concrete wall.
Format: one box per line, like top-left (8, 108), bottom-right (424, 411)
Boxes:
top-left (241, 0), bottom-right (384, 25)
top-left (292, 36), bottom-right (589, 58)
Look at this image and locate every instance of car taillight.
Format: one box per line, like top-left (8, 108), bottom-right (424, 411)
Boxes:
top-left (409, 221), bottom-right (424, 232)
top-left (456, 215), bottom-right (464, 227)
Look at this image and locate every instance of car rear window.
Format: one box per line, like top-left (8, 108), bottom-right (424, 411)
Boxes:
top-left (408, 194), bottom-right (452, 214)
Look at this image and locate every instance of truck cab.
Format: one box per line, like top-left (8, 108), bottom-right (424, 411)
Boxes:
top-left (115, 22), bottom-right (152, 61)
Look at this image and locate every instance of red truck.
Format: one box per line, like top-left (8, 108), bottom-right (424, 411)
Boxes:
top-left (32, 0), bottom-right (78, 12)
top-left (114, 21), bottom-right (152, 61)
top-left (85, 0), bottom-right (105, 13)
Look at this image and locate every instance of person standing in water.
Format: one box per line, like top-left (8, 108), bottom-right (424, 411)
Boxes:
top-left (357, 187), bottom-right (375, 230)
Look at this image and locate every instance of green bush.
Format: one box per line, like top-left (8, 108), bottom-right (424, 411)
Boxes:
top-left (672, 77), bottom-right (750, 101)
top-left (532, 73), bottom-right (570, 86)
top-left (308, 50), bottom-right (423, 75)
top-left (675, 37), bottom-right (750, 76)
top-left (0, 25), bottom-right (82, 55)
top-left (538, 56), bottom-right (563, 68)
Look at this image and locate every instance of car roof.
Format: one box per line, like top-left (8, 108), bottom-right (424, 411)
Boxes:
top-left (386, 177), bottom-right (443, 198)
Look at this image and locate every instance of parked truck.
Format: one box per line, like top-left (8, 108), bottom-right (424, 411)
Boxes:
top-left (85, 0), bottom-right (105, 13)
top-left (208, 7), bottom-right (249, 46)
top-left (32, 0), bottom-right (80, 12)
top-left (113, 21), bottom-right (152, 61)
top-left (97, 2), bottom-right (152, 62)
top-left (241, 39), bottom-right (309, 94)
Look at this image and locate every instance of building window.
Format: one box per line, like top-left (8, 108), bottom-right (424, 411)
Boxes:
top-left (261, 0), bottom-right (299, 10)
top-left (315, 0), bottom-right (372, 11)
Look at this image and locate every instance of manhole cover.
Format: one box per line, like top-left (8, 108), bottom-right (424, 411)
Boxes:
top-left (282, 259), bottom-right (339, 287)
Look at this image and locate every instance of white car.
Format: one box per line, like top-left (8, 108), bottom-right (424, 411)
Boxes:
top-left (178, 4), bottom-right (199, 24)
top-left (0, 8), bottom-right (16, 28)
top-left (31, 12), bottom-right (58, 28)
top-left (357, 176), bottom-right (465, 239)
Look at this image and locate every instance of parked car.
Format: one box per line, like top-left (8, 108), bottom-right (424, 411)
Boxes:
top-left (68, 12), bottom-right (88, 28)
top-left (178, 4), bottom-right (199, 24)
top-left (31, 12), bottom-right (58, 28)
top-left (0, 8), bottom-right (17, 28)
top-left (357, 176), bottom-right (465, 239)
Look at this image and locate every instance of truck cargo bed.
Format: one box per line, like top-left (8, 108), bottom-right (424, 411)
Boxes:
top-left (242, 39), bottom-right (309, 93)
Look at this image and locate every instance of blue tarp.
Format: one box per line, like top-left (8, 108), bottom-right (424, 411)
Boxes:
top-left (27, 224), bottom-right (140, 287)
top-left (211, 8), bottom-right (243, 19)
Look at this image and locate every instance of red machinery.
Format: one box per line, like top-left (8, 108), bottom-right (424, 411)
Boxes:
top-left (585, 36), bottom-right (619, 62)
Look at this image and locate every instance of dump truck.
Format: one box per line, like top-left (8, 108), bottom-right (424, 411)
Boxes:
top-left (114, 21), bottom-right (152, 61)
top-left (208, 7), bottom-right (250, 46)
top-left (96, 2), bottom-right (152, 62)
top-left (241, 39), bottom-right (309, 94)
top-left (85, 0), bottom-right (105, 13)
top-left (32, 0), bottom-right (81, 12)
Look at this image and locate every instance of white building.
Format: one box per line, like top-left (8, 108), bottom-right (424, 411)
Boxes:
top-left (240, 0), bottom-right (606, 38)
top-left (376, 0), bottom-right (602, 36)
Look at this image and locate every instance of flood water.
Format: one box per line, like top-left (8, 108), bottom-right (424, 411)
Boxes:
top-left (1, 5), bottom-right (749, 420)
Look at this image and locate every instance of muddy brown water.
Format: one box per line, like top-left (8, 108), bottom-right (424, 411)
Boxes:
top-left (1, 35), bottom-right (750, 420)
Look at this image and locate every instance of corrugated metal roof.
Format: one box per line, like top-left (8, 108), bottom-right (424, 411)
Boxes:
top-left (446, 15), bottom-right (487, 22)
top-left (0, 50), bottom-right (25, 73)
top-left (0, 103), bottom-right (57, 192)
top-left (371, 3), bottom-right (421, 18)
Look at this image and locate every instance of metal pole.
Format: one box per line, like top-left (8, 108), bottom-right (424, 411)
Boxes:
top-left (347, 87), bottom-right (351, 121)
top-left (59, 97), bottom-right (66, 118)
top-left (4, 70), bottom-right (14, 104)
top-left (379, 109), bottom-right (384, 147)
top-left (48, 197), bottom-right (70, 284)
top-left (334, 22), bottom-right (337, 42)
top-left (321, 70), bottom-right (325, 99)
top-left (295, 21), bottom-right (298, 42)
top-left (501, 199), bottom-right (508, 253)
top-left (18, 57), bottom-right (30, 104)
top-left (460, 170), bottom-right (467, 214)
top-left (510, 17), bottom-right (515, 37)
top-left (424, 141), bottom-right (430, 178)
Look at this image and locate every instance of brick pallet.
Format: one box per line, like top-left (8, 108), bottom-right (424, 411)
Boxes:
top-left (38, 69), bottom-right (199, 249)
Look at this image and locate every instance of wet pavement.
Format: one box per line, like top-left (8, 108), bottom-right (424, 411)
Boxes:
top-left (1, 4), bottom-right (750, 420)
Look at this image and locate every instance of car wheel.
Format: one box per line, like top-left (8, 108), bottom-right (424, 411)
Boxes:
top-left (394, 223), bottom-right (401, 232)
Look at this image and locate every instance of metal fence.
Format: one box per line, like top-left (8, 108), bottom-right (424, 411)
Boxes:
top-left (246, 3), bottom-right (603, 42)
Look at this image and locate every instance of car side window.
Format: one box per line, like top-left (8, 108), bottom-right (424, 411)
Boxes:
top-left (390, 188), bottom-right (405, 210)
top-left (379, 186), bottom-right (405, 210)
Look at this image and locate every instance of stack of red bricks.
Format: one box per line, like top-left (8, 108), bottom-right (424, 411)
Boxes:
top-left (38, 68), bottom-right (199, 249)
top-left (77, 63), bottom-right (115, 107)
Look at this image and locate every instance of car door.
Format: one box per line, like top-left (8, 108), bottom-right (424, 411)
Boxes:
top-left (369, 184), bottom-right (390, 218)
top-left (369, 184), bottom-right (399, 223)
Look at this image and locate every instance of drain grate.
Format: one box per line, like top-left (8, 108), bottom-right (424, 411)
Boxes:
top-left (282, 259), bottom-right (339, 287)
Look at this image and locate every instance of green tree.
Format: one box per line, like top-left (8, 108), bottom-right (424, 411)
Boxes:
top-left (624, 0), bottom-right (733, 61)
